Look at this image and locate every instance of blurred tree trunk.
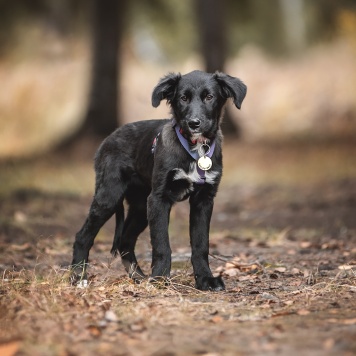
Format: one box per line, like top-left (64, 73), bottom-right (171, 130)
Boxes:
top-left (280, 0), bottom-right (306, 53)
top-left (251, 0), bottom-right (286, 54)
top-left (46, 0), bottom-right (70, 37)
top-left (81, 0), bottom-right (127, 137)
top-left (195, 0), bottom-right (227, 73)
top-left (195, 0), bottom-right (239, 137)
top-left (315, 0), bottom-right (339, 40)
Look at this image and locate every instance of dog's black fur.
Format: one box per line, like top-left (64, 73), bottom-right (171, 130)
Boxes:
top-left (71, 70), bottom-right (247, 291)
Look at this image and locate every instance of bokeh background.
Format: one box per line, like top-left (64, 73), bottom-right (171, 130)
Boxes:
top-left (1, 0), bottom-right (356, 158)
top-left (1, 4), bottom-right (356, 354)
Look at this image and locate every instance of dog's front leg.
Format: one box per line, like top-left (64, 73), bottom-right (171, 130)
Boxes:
top-left (147, 193), bottom-right (172, 280)
top-left (189, 190), bottom-right (225, 291)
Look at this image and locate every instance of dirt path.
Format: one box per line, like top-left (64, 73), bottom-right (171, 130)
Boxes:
top-left (0, 142), bottom-right (355, 355)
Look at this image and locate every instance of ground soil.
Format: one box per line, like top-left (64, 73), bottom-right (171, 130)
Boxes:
top-left (0, 140), bottom-right (355, 356)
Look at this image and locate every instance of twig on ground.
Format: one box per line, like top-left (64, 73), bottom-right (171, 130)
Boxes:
top-left (209, 253), bottom-right (264, 270)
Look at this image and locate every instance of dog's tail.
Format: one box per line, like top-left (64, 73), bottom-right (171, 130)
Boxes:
top-left (110, 203), bottom-right (125, 257)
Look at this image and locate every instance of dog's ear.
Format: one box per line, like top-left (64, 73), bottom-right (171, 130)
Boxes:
top-left (151, 72), bottom-right (181, 108)
top-left (214, 72), bottom-right (247, 109)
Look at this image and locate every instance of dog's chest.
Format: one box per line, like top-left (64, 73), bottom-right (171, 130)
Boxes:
top-left (173, 162), bottom-right (219, 185)
top-left (168, 162), bottom-right (219, 201)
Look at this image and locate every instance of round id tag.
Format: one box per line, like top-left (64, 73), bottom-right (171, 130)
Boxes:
top-left (197, 155), bottom-right (212, 171)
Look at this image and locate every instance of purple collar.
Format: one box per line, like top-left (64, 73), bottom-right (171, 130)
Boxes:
top-left (172, 120), bottom-right (215, 184)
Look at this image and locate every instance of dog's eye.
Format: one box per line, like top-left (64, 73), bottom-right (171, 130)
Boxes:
top-left (205, 94), bottom-right (214, 101)
top-left (181, 95), bottom-right (188, 102)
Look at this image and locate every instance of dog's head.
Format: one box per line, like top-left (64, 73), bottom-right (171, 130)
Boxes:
top-left (152, 70), bottom-right (247, 141)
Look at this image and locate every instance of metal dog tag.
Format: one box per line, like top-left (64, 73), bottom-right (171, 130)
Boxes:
top-left (197, 141), bottom-right (212, 171)
top-left (197, 155), bottom-right (212, 171)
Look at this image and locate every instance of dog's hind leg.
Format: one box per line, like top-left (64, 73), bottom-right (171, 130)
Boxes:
top-left (71, 169), bottom-right (127, 285)
top-left (116, 205), bottom-right (148, 280)
top-left (71, 199), bottom-right (118, 284)
top-left (111, 185), bottom-right (149, 281)
top-left (111, 201), bottom-right (125, 257)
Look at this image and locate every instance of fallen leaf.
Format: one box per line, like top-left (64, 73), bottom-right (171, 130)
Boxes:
top-left (105, 310), bottom-right (118, 322)
top-left (225, 262), bottom-right (237, 269)
top-left (0, 341), bottom-right (21, 356)
top-left (224, 268), bottom-right (238, 277)
top-left (327, 318), bottom-right (339, 323)
top-left (239, 275), bottom-right (258, 281)
top-left (297, 309), bottom-right (310, 316)
top-left (300, 241), bottom-right (312, 248)
top-left (9, 243), bottom-right (31, 251)
top-left (323, 338), bottom-right (335, 350)
top-left (130, 322), bottom-right (146, 332)
top-left (210, 315), bottom-right (223, 323)
top-left (303, 269), bottom-right (310, 277)
top-left (327, 318), bottom-right (356, 325)
top-left (241, 264), bottom-right (260, 272)
top-left (343, 318), bottom-right (356, 325)
top-left (229, 287), bottom-right (242, 293)
top-left (274, 267), bottom-right (287, 273)
top-left (87, 325), bottom-right (101, 338)
top-left (14, 211), bottom-right (27, 223)
top-left (261, 292), bottom-right (279, 302)
top-left (338, 264), bottom-right (354, 270)
top-left (272, 310), bottom-right (295, 317)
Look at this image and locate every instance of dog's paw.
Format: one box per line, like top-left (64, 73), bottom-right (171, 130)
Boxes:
top-left (76, 279), bottom-right (89, 289)
top-left (69, 267), bottom-right (88, 287)
top-left (70, 273), bottom-right (89, 288)
top-left (196, 276), bottom-right (225, 291)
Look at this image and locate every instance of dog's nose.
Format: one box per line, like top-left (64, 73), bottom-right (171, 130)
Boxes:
top-left (188, 119), bottom-right (201, 129)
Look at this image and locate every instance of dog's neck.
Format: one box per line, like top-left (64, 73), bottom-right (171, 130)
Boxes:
top-left (178, 128), bottom-right (206, 146)
top-left (172, 120), bottom-right (216, 160)
top-left (171, 119), bottom-right (213, 146)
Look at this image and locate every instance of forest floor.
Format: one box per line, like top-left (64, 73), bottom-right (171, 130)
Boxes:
top-left (0, 139), bottom-right (355, 356)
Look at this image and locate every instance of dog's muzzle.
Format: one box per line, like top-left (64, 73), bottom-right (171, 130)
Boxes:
top-left (188, 119), bottom-right (201, 130)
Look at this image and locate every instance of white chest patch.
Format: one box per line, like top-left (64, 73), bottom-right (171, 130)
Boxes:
top-left (173, 162), bottom-right (219, 185)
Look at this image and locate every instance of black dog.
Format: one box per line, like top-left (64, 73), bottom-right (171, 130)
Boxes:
top-left (71, 70), bottom-right (246, 291)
